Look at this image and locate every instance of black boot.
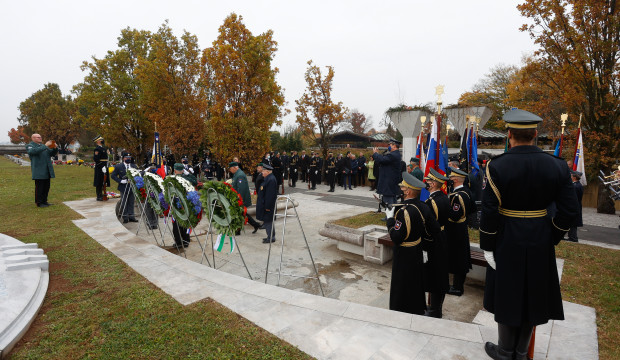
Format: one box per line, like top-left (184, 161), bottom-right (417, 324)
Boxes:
top-left (484, 342), bottom-right (514, 360)
top-left (513, 325), bottom-right (534, 360)
top-left (425, 293), bottom-right (445, 318)
top-left (485, 323), bottom-right (518, 360)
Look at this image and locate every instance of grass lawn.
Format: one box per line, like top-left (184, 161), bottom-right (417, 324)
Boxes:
top-left (335, 211), bottom-right (619, 360)
top-left (0, 157), bottom-right (311, 359)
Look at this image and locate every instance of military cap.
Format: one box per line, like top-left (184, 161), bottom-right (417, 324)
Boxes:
top-left (181, 155), bottom-right (189, 159)
top-left (425, 167), bottom-right (448, 183)
top-left (410, 157), bottom-right (420, 164)
top-left (262, 164), bottom-right (273, 170)
top-left (173, 163), bottom-right (184, 171)
top-left (448, 167), bottom-right (468, 178)
top-left (399, 171), bottom-right (425, 190)
top-left (92, 135), bottom-right (104, 142)
top-left (122, 152), bottom-right (132, 158)
top-left (256, 162), bottom-right (263, 167)
top-left (228, 161), bottom-right (239, 168)
top-left (389, 138), bottom-right (402, 145)
top-left (503, 109), bottom-right (543, 129)
top-left (570, 170), bottom-right (582, 178)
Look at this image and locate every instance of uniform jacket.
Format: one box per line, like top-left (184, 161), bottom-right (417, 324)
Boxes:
top-left (424, 190), bottom-right (450, 293)
top-left (256, 173), bottom-right (277, 222)
top-left (372, 150), bottom-right (402, 196)
top-left (480, 145), bottom-right (578, 327)
top-left (411, 167), bottom-right (424, 181)
top-left (232, 169), bottom-right (252, 207)
top-left (386, 198), bottom-right (440, 315)
top-left (26, 141), bottom-right (58, 180)
top-left (446, 185), bottom-right (476, 274)
top-left (93, 145), bottom-right (110, 187)
top-left (111, 162), bottom-right (138, 192)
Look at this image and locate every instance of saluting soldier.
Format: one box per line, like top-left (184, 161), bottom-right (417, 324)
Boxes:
top-left (326, 152), bottom-right (337, 192)
top-left (289, 151), bottom-right (299, 187)
top-left (423, 168), bottom-right (450, 318)
top-left (446, 167), bottom-right (476, 296)
top-left (385, 172), bottom-right (441, 315)
top-left (480, 109), bottom-right (578, 360)
top-left (93, 135), bottom-right (110, 201)
top-left (308, 152), bottom-right (319, 190)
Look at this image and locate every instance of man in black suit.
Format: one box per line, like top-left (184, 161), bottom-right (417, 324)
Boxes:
top-left (111, 153), bottom-right (139, 223)
top-left (256, 164), bottom-right (278, 243)
top-left (567, 170), bottom-right (584, 242)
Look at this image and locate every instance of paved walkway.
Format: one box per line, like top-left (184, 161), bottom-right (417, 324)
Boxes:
top-left (64, 184), bottom-right (600, 359)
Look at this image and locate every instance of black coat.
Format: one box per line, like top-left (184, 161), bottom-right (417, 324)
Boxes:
top-left (446, 185), bottom-right (476, 274)
top-left (373, 150), bottom-right (402, 197)
top-left (93, 145), bottom-right (110, 187)
top-left (386, 198), bottom-right (440, 315)
top-left (573, 181), bottom-right (583, 227)
top-left (480, 145), bottom-right (578, 327)
top-left (424, 190), bottom-right (450, 293)
top-left (256, 173), bottom-right (277, 222)
top-left (111, 162), bottom-right (138, 192)
top-left (272, 156), bottom-right (283, 185)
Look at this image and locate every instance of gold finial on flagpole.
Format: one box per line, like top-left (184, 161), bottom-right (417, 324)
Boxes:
top-left (560, 114), bottom-right (568, 134)
top-left (155, 121), bottom-right (158, 133)
top-left (577, 113), bottom-right (582, 128)
top-left (435, 85), bottom-right (444, 113)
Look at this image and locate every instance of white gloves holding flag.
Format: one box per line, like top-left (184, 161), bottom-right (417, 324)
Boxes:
top-left (423, 251), bottom-right (428, 264)
top-left (384, 206), bottom-right (395, 219)
top-left (484, 251), bottom-right (496, 270)
top-left (102, 166), bottom-right (107, 174)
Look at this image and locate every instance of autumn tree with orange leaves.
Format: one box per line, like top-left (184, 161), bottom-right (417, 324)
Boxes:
top-left (295, 60), bottom-right (348, 164)
top-left (346, 110), bottom-right (372, 134)
top-left (137, 22), bottom-right (207, 157)
top-left (201, 14), bottom-right (286, 168)
top-left (8, 125), bottom-right (30, 144)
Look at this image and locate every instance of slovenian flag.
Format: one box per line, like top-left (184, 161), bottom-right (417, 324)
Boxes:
top-left (553, 134), bottom-right (564, 157)
top-left (572, 128), bottom-right (587, 186)
top-left (421, 119), bottom-right (443, 201)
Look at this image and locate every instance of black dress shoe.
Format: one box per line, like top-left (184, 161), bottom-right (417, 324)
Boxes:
top-left (96, 198), bottom-right (103, 201)
top-left (262, 238), bottom-right (275, 243)
top-left (447, 287), bottom-right (463, 296)
top-left (252, 225), bottom-right (260, 234)
top-left (123, 218), bottom-right (129, 223)
top-left (43, 202), bottom-right (53, 206)
top-left (148, 225), bottom-right (158, 230)
top-left (129, 218), bottom-right (139, 222)
top-left (484, 342), bottom-right (513, 360)
top-left (37, 203), bottom-right (50, 208)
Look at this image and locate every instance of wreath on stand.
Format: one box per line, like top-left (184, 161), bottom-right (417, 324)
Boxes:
top-left (143, 172), bottom-right (167, 215)
top-left (200, 181), bottom-right (246, 236)
top-left (127, 168), bottom-right (147, 202)
top-left (164, 175), bottom-right (203, 229)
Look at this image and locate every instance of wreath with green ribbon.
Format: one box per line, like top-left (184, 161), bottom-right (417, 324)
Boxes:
top-left (126, 168), bottom-right (147, 203)
top-left (200, 180), bottom-right (246, 236)
top-left (163, 175), bottom-right (202, 229)
top-left (143, 172), bottom-right (167, 215)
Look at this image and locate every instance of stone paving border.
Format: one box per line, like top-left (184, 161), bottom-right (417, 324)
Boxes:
top-left (66, 198), bottom-right (599, 359)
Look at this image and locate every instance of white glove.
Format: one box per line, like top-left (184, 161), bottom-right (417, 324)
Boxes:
top-left (384, 206), bottom-right (395, 219)
top-left (102, 167), bottom-right (107, 173)
top-left (294, 169), bottom-right (297, 173)
top-left (423, 251), bottom-right (428, 264)
top-left (484, 251), bottom-right (496, 270)
top-left (315, 170), bottom-right (318, 175)
top-left (183, 169), bottom-right (189, 175)
top-left (121, 179), bottom-right (128, 184)
top-left (189, 168), bottom-right (194, 174)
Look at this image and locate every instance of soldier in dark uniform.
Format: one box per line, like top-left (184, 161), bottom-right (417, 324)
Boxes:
top-left (423, 168), bottom-right (450, 318)
top-left (446, 167), bottom-right (476, 296)
top-left (372, 139), bottom-right (402, 206)
top-left (309, 152), bottom-right (319, 190)
top-left (567, 170), bottom-right (583, 242)
top-left (202, 155), bottom-right (214, 180)
top-left (181, 155), bottom-right (194, 175)
top-left (316, 153), bottom-right (323, 184)
top-left (93, 135), bottom-right (110, 201)
top-left (385, 172), bottom-right (441, 315)
top-left (272, 151), bottom-right (283, 190)
top-left (299, 150), bottom-right (308, 182)
top-left (281, 151), bottom-right (289, 183)
top-left (326, 152), bottom-right (337, 192)
top-left (289, 151), bottom-right (299, 187)
top-left (171, 163), bottom-right (197, 248)
top-left (480, 109), bottom-right (578, 360)
top-left (256, 164), bottom-right (277, 243)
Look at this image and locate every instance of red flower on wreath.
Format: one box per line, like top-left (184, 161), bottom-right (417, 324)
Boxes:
top-left (139, 188), bottom-right (147, 200)
top-left (196, 209), bottom-right (203, 221)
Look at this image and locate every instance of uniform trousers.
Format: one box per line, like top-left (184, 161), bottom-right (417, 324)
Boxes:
top-left (34, 178), bottom-right (51, 205)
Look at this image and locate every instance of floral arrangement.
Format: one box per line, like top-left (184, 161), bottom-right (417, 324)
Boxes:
top-left (127, 168), bottom-right (147, 202)
top-left (143, 172), bottom-right (167, 215)
top-left (164, 175), bottom-right (202, 229)
top-left (78, 159), bottom-right (84, 165)
top-left (200, 180), bottom-right (246, 236)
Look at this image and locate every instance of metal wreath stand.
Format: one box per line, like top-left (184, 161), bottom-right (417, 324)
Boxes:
top-left (200, 187), bottom-right (252, 279)
top-left (117, 175), bottom-right (158, 242)
top-left (264, 194), bottom-right (324, 297)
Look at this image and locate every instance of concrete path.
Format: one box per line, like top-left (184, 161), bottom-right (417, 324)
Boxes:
top-left (64, 184), bottom-right (600, 359)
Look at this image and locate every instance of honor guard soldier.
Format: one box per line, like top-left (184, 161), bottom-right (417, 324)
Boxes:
top-left (326, 152), bottom-right (337, 192)
top-left (289, 151), bottom-right (299, 187)
top-left (480, 109), bottom-right (578, 360)
top-left (446, 167), bottom-right (476, 296)
top-left (409, 157), bottom-right (423, 181)
top-left (272, 151), bottom-right (283, 190)
top-left (93, 135), bottom-right (110, 201)
top-left (171, 163), bottom-right (198, 248)
top-left (309, 152), bottom-right (319, 190)
top-left (385, 172), bottom-right (441, 315)
top-left (300, 150), bottom-right (309, 182)
top-left (423, 168), bottom-right (450, 318)
top-left (181, 155), bottom-right (194, 175)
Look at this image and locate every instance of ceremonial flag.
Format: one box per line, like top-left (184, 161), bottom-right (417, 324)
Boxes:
top-left (459, 125), bottom-right (469, 170)
top-left (415, 133), bottom-right (423, 159)
top-left (152, 132), bottom-right (166, 178)
top-left (421, 119), bottom-right (442, 201)
top-left (214, 234), bottom-right (236, 253)
top-left (553, 137), bottom-right (562, 157)
top-left (572, 128), bottom-right (587, 186)
top-left (419, 136), bottom-right (427, 176)
top-left (470, 128), bottom-right (480, 177)
top-left (440, 139), bottom-right (449, 173)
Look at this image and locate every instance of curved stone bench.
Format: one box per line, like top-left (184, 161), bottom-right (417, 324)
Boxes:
top-left (0, 235), bottom-right (49, 358)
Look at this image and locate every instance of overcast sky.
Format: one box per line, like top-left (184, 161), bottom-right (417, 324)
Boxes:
top-left (0, 0), bottom-right (537, 143)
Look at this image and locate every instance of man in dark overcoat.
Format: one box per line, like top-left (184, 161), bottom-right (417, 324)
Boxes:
top-left (308, 153), bottom-right (318, 190)
top-left (357, 152), bottom-right (366, 186)
top-left (111, 153), bottom-right (138, 223)
top-left (229, 162), bottom-right (261, 233)
top-left (385, 172), bottom-right (440, 315)
top-left (372, 139), bottom-right (402, 206)
top-left (289, 151), bottom-right (299, 187)
top-left (325, 152), bottom-right (337, 192)
top-left (299, 150), bottom-right (308, 182)
top-left (446, 167), bottom-right (476, 296)
top-left (93, 135), bottom-right (110, 201)
top-left (423, 168), bottom-right (450, 318)
top-left (480, 109), bottom-right (578, 360)
top-left (271, 151), bottom-right (283, 188)
top-left (567, 170), bottom-right (583, 242)
top-left (256, 164), bottom-right (277, 243)
top-left (26, 133), bottom-right (58, 207)
top-left (170, 163), bottom-right (197, 248)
